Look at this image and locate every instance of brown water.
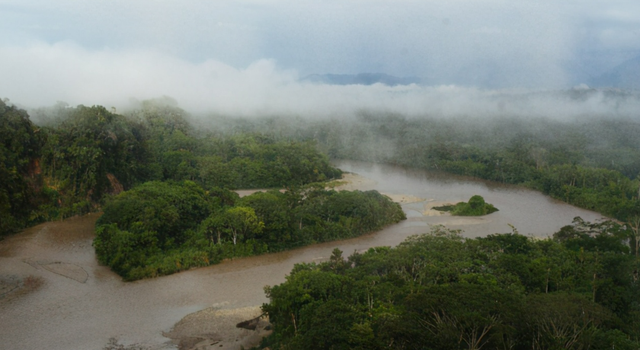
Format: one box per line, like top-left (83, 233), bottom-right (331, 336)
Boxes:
top-left (0, 161), bottom-right (604, 349)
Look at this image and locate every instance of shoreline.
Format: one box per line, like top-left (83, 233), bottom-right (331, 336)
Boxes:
top-left (0, 167), bottom-right (605, 350)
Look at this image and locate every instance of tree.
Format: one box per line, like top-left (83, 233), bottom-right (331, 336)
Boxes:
top-left (201, 213), bottom-right (227, 245)
top-left (526, 293), bottom-right (611, 350)
top-left (468, 195), bottom-right (486, 210)
top-left (239, 191), bottom-right (291, 248)
top-left (220, 206), bottom-right (264, 245)
top-left (627, 216), bottom-right (640, 257)
top-left (0, 99), bottom-right (45, 235)
top-left (41, 104), bottom-right (151, 216)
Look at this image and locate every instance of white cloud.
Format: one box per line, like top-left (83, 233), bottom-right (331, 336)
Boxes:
top-left (5, 0), bottom-right (639, 87)
top-left (1, 42), bottom-right (639, 121)
top-left (1, 0), bottom-right (640, 114)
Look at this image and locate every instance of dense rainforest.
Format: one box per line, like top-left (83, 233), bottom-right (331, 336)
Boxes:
top-left (0, 99), bottom-right (341, 237)
top-left (0, 100), bottom-right (45, 235)
top-left (5, 97), bottom-right (640, 237)
top-left (1, 98), bottom-right (404, 280)
top-left (3, 96), bottom-right (640, 347)
top-left (261, 221), bottom-right (640, 349)
top-left (210, 110), bottom-right (640, 223)
top-left (195, 107), bottom-right (640, 349)
top-left (94, 183), bottom-right (405, 280)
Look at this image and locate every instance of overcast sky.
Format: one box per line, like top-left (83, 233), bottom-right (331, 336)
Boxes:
top-left (1, 0), bottom-right (640, 114)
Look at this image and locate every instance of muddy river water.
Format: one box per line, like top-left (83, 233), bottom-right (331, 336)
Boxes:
top-left (0, 161), bottom-right (604, 349)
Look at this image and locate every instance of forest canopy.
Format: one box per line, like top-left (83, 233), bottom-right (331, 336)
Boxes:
top-left (94, 182), bottom-right (405, 280)
top-left (0, 99), bottom-right (45, 235)
top-left (4, 99), bottom-right (640, 238)
top-left (3, 97), bottom-right (640, 347)
top-left (211, 112), bottom-right (640, 223)
top-left (260, 221), bottom-right (640, 350)
top-left (0, 100), bottom-right (341, 236)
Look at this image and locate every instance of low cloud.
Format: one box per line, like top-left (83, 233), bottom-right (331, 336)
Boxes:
top-left (2, 42), bottom-right (639, 121)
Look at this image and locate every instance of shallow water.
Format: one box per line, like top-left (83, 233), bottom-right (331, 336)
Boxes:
top-left (335, 160), bottom-right (604, 237)
top-left (0, 161), bottom-right (604, 349)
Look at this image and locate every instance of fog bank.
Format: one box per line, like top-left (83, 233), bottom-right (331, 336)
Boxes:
top-left (2, 43), bottom-right (639, 121)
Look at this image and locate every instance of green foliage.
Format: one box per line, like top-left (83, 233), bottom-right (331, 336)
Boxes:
top-left (210, 206), bottom-right (265, 245)
top-left (93, 181), bottom-right (215, 279)
top-left (128, 102), bottom-right (342, 189)
top-left (94, 182), bottom-right (405, 280)
top-left (435, 195), bottom-right (499, 216)
top-left (0, 99), bottom-right (46, 235)
top-left (40, 104), bottom-right (151, 218)
top-left (215, 113), bottom-right (640, 222)
top-left (261, 221), bottom-right (640, 349)
top-left (1, 99), bottom-right (343, 236)
top-left (237, 191), bottom-right (291, 250)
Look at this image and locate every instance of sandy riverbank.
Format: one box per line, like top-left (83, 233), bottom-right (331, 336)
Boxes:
top-left (163, 306), bottom-right (271, 350)
top-left (422, 201), bottom-right (453, 216)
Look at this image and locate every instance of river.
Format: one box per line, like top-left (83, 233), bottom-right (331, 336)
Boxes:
top-left (0, 161), bottom-right (604, 349)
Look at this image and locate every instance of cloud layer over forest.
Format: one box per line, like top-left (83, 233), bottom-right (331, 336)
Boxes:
top-left (2, 42), bottom-right (640, 120)
top-left (1, 1), bottom-right (640, 118)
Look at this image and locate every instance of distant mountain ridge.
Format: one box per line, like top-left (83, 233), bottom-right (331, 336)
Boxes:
top-left (590, 55), bottom-right (640, 89)
top-left (301, 73), bottom-right (423, 86)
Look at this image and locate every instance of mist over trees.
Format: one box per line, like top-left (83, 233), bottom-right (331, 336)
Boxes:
top-left (4, 1), bottom-right (640, 348)
top-left (205, 108), bottom-right (640, 222)
top-left (2, 97), bottom-right (405, 281)
top-left (188, 102), bottom-right (639, 349)
top-left (3, 94), bottom-right (640, 348)
top-left (4, 95), bottom-right (640, 253)
top-left (0, 99), bottom-right (342, 236)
